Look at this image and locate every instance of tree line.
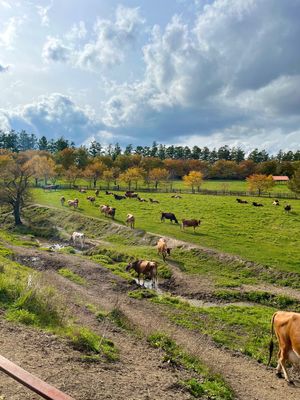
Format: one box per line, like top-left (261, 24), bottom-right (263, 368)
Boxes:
top-left (1, 129), bottom-right (300, 163)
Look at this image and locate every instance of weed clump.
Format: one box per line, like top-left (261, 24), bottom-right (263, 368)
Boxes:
top-left (58, 268), bottom-right (86, 285)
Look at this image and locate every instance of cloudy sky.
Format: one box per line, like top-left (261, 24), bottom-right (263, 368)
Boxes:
top-left (0, 0), bottom-right (300, 153)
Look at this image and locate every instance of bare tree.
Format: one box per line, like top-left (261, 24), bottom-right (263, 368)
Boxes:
top-left (0, 152), bottom-right (33, 225)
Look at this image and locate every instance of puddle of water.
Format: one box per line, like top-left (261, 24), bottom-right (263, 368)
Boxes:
top-left (134, 279), bottom-right (254, 308)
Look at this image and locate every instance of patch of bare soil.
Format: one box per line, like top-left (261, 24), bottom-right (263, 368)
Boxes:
top-left (5, 244), bottom-right (300, 400)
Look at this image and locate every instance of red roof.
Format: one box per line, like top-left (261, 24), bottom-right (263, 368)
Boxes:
top-left (272, 176), bottom-right (289, 181)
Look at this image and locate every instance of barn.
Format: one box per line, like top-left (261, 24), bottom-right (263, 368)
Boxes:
top-left (272, 176), bottom-right (289, 184)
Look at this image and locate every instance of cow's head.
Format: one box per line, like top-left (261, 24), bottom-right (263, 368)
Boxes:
top-left (125, 262), bottom-right (133, 271)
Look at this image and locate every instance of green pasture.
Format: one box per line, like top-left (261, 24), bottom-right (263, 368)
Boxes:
top-left (32, 188), bottom-right (300, 273)
top-left (40, 178), bottom-right (292, 194)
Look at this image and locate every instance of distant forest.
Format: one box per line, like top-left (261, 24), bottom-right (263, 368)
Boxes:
top-left (1, 129), bottom-right (299, 163)
top-left (0, 129), bottom-right (300, 181)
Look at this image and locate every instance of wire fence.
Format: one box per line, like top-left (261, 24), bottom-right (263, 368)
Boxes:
top-left (36, 183), bottom-right (300, 200)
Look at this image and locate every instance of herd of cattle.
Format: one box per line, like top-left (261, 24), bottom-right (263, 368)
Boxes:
top-left (62, 189), bottom-right (300, 385)
top-left (60, 190), bottom-right (203, 232)
top-left (236, 198), bottom-right (292, 212)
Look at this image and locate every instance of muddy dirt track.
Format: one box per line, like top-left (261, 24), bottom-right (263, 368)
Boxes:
top-left (1, 243), bottom-right (299, 400)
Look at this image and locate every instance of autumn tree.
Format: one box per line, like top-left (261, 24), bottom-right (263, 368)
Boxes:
top-left (183, 171), bottom-right (204, 193)
top-left (119, 167), bottom-right (145, 190)
top-left (64, 166), bottom-right (81, 188)
top-left (30, 155), bottom-right (56, 186)
top-left (0, 152), bottom-right (33, 225)
top-left (102, 169), bottom-right (115, 189)
top-left (149, 168), bottom-right (169, 189)
top-left (83, 160), bottom-right (105, 188)
top-left (246, 174), bottom-right (274, 195)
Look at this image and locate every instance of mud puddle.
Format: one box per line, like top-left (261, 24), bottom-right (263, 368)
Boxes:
top-left (133, 279), bottom-right (253, 308)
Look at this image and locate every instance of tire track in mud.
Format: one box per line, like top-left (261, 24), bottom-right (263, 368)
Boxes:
top-left (7, 244), bottom-right (300, 400)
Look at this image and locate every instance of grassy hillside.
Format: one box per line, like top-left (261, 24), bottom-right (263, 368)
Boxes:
top-left (32, 188), bottom-right (300, 273)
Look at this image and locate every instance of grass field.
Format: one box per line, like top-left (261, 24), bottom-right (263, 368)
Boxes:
top-left (41, 178), bottom-right (293, 194)
top-left (32, 188), bottom-right (300, 273)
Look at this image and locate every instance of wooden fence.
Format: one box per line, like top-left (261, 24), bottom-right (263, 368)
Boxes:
top-left (38, 184), bottom-right (300, 200)
top-left (0, 355), bottom-right (74, 400)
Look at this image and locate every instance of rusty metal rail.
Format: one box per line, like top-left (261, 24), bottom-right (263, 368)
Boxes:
top-left (0, 355), bottom-right (75, 400)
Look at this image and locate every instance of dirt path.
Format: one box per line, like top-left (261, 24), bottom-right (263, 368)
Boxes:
top-left (7, 244), bottom-right (300, 400)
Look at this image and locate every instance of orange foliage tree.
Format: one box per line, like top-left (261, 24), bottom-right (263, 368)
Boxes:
top-left (183, 170), bottom-right (204, 192)
top-left (246, 174), bottom-right (274, 195)
top-left (149, 168), bottom-right (169, 189)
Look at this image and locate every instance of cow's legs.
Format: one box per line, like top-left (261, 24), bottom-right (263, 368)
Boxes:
top-left (278, 349), bottom-right (292, 383)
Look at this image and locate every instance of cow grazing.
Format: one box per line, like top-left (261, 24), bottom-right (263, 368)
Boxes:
top-left (125, 191), bottom-right (139, 198)
top-left (126, 260), bottom-right (158, 288)
top-left (149, 198), bottom-right (159, 204)
top-left (252, 201), bottom-right (263, 207)
top-left (105, 190), bottom-right (113, 195)
top-left (87, 196), bottom-right (96, 204)
top-left (71, 231), bottom-right (85, 248)
top-left (161, 212), bottom-right (178, 224)
top-left (273, 199), bottom-right (280, 206)
top-left (268, 311), bottom-right (300, 384)
top-left (236, 198), bottom-right (248, 204)
top-left (60, 196), bottom-right (65, 206)
top-left (126, 214), bottom-right (135, 229)
top-left (285, 204), bottom-right (292, 213)
top-left (95, 189), bottom-right (100, 197)
top-left (68, 198), bottom-right (79, 208)
top-left (114, 193), bottom-right (126, 200)
top-left (157, 238), bottom-right (171, 261)
top-left (181, 219), bottom-right (201, 232)
top-left (102, 206), bottom-right (116, 219)
top-left (100, 204), bottom-right (110, 214)
top-left (79, 189), bottom-right (86, 193)
top-left (171, 195), bottom-right (182, 199)
top-left (137, 197), bottom-right (148, 202)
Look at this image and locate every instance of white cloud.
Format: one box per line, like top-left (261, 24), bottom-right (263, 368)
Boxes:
top-left (42, 37), bottom-right (71, 63)
top-left (41, 5), bottom-right (145, 70)
top-left (0, 16), bottom-right (24, 49)
top-left (1, 93), bottom-right (106, 143)
top-left (66, 21), bottom-right (87, 41)
top-left (0, 62), bottom-right (9, 72)
top-left (36, 2), bottom-right (52, 27)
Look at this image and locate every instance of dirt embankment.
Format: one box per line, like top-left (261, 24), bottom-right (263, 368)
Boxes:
top-left (5, 244), bottom-right (300, 400)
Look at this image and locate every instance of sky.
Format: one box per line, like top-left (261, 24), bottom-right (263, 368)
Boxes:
top-left (0, 0), bottom-right (300, 153)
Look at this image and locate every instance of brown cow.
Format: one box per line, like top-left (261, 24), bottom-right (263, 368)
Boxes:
top-left (126, 260), bottom-right (158, 288)
top-left (126, 213), bottom-right (135, 229)
top-left (181, 219), bottom-right (201, 232)
top-left (157, 238), bottom-right (171, 261)
top-left (68, 198), bottom-right (79, 208)
top-left (268, 311), bottom-right (300, 383)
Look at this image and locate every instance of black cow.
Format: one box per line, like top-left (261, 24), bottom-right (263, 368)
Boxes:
top-left (252, 201), bottom-right (264, 207)
top-left (161, 212), bottom-right (178, 224)
top-left (114, 194), bottom-right (126, 200)
top-left (285, 204), bottom-right (292, 213)
top-left (236, 198), bottom-right (248, 204)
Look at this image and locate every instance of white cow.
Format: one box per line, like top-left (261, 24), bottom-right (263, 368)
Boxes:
top-left (71, 232), bottom-right (85, 248)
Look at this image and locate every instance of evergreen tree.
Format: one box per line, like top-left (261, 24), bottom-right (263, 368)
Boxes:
top-left (157, 144), bottom-right (166, 160)
top-left (191, 146), bottom-right (202, 160)
top-left (217, 145), bottom-right (231, 160)
top-left (124, 144), bottom-right (133, 155)
top-left (89, 140), bottom-right (102, 157)
top-left (18, 130), bottom-right (37, 151)
top-left (112, 142), bottom-right (122, 160)
top-left (38, 136), bottom-right (49, 151)
top-left (150, 141), bottom-right (158, 157)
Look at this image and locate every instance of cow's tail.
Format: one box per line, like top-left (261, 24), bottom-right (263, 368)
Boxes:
top-left (268, 312), bottom-right (277, 366)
